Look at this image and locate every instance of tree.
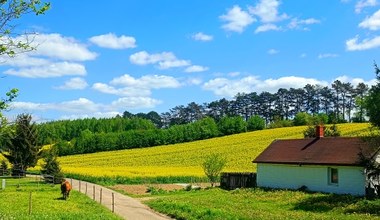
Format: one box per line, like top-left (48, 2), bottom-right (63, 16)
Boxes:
top-left (1, 114), bottom-right (41, 175)
top-left (0, 160), bottom-right (9, 176)
top-left (365, 62), bottom-right (380, 127)
top-left (247, 115), bottom-right (265, 131)
top-left (0, 0), bottom-right (49, 141)
top-left (202, 153), bottom-right (226, 187)
top-left (41, 148), bottom-right (64, 184)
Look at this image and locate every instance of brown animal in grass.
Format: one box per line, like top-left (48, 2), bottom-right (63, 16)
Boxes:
top-left (61, 179), bottom-right (71, 200)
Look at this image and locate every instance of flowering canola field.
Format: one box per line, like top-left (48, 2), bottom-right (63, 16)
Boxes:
top-left (58, 124), bottom-right (371, 178)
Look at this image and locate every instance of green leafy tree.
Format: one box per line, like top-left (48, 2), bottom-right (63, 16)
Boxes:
top-left (41, 148), bottom-right (64, 184)
top-left (365, 62), bottom-right (380, 128)
top-left (202, 153), bottom-right (227, 187)
top-left (247, 115), bottom-right (265, 131)
top-left (1, 114), bottom-right (41, 175)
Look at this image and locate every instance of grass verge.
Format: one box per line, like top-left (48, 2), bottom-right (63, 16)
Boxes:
top-left (144, 187), bottom-right (380, 220)
top-left (0, 177), bottom-right (121, 220)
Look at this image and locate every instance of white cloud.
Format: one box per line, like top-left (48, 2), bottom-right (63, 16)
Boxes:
top-left (192, 32), bottom-right (213, 41)
top-left (255, 23), bottom-right (281, 33)
top-left (55, 77), bottom-right (88, 90)
top-left (333, 75), bottom-right (377, 86)
top-left (288, 18), bottom-right (320, 30)
top-left (220, 5), bottom-right (255, 33)
top-left (4, 62), bottom-right (86, 78)
top-left (129, 51), bottom-right (190, 69)
top-left (92, 83), bottom-right (151, 97)
top-left (12, 98), bottom-right (99, 113)
top-left (300, 53), bottom-right (307, 58)
top-left (110, 97), bottom-right (162, 109)
top-left (26, 33), bottom-right (97, 61)
top-left (110, 74), bottom-right (181, 89)
top-left (89, 33), bottom-right (137, 49)
top-left (11, 96), bottom-right (163, 120)
top-left (318, 53), bottom-right (339, 59)
top-left (355, 0), bottom-right (378, 13)
top-left (267, 49), bottom-right (279, 55)
top-left (203, 75), bottom-right (328, 97)
top-left (0, 54), bottom-right (50, 67)
top-left (185, 65), bottom-right (209, 73)
top-left (346, 35), bottom-right (380, 50)
top-left (359, 9), bottom-right (380, 30)
top-left (248, 0), bottom-right (288, 23)
top-left (93, 74), bottom-right (181, 97)
top-left (187, 78), bottom-right (203, 85)
top-left (228, 72), bottom-right (241, 77)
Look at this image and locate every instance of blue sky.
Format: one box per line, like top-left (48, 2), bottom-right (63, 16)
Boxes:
top-left (1, 0), bottom-right (380, 121)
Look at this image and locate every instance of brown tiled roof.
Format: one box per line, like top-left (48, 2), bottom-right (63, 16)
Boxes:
top-left (253, 137), bottom-right (378, 166)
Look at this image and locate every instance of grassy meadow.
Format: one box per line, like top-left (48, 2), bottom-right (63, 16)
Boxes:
top-left (144, 187), bottom-right (380, 220)
top-left (56, 123), bottom-right (372, 180)
top-left (0, 177), bottom-right (121, 220)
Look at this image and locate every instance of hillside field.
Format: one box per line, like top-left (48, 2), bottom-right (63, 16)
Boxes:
top-left (57, 123), bottom-right (373, 178)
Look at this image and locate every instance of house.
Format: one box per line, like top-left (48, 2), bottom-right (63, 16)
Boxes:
top-left (252, 126), bottom-right (380, 196)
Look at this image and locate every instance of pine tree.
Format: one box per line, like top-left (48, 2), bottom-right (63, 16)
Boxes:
top-left (41, 149), bottom-right (64, 184)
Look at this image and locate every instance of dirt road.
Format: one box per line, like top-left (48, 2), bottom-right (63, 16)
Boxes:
top-left (69, 178), bottom-right (171, 220)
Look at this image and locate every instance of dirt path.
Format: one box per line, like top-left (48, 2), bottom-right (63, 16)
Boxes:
top-left (69, 178), bottom-right (171, 220)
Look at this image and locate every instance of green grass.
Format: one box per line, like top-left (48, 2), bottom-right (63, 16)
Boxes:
top-left (144, 188), bottom-right (380, 220)
top-left (0, 177), bottom-right (122, 220)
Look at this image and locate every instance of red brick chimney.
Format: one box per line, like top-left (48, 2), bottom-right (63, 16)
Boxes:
top-left (316, 125), bottom-right (324, 138)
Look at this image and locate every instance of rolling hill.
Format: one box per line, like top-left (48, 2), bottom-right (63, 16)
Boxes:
top-left (57, 123), bottom-right (373, 178)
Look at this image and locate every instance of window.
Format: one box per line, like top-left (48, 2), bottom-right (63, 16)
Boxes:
top-left (329, 167), bottom-right (338, 185)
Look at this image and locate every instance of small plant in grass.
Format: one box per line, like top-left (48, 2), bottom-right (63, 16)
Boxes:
top-left (202, 153), bottom-right (226, 187)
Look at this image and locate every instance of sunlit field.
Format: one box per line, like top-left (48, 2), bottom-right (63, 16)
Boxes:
top-left (56, 124), bottom-right (372, 179)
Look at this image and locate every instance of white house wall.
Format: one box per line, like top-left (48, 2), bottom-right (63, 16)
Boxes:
top-left (257, 163), bottom-right (366, 196)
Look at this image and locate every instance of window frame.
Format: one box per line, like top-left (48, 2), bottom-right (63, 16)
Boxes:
top-left (328, 167), bottom-right (339, 185)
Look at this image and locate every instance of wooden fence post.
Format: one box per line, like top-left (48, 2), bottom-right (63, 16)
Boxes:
top-left (93, 185), bottom-right (95, 200)
top-left (112, 193), bottom-right (115, 213)
top-left (100, 188), bottom-right (102, 204)
top-left (29, 192), bottom-right (32, 215)
top-left (79, 180), bottom-right (81, 192)
top-left (85, 183), bottom-right (88, 195)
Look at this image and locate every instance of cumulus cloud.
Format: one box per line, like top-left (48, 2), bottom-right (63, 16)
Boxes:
top-left (333, 75), bottom-right (377, 86)
top-left (129, 51), bottom-right (191, 69)
top-left (12, 98), bottom-right (100, 113)
top-left (184, 65), bottom-right (209, 73)
top-left (10, 96), bottom-right (163, 120)
top-left (355, 0), bottom-right (378, 13)
top-left (26, 33), bottom-right (97, 61)
top-left (359, 9), bottom-right (380, 30)
top-left (203, 76), bottom-right (328, 97)
top-left (55, 77), bottom-right (88, 90)
top-left (267, 49), bottom-right (279, 55)
top-left (0, 33), bottom-right (96, 78)
top-left (346, 35), bottom-right (380, 50)
top-left (4, 62), bottom-right (86, 78)
top-left (89, 33), bottom-right (137, 49)
top-left (318, 53), bottom-right (339, 59)
top-left (110, 97), bottom-right (162, 109)
top-left (220, 5), bottom-right (255, 33)
top-left (248, 0), bottom-right (288, 23)
top-left (192, 32), bottom-right (213, 41)
top-left (93, 74), bottom-right (181, 98)
top-left (255, 24), bottom-right (281, 33)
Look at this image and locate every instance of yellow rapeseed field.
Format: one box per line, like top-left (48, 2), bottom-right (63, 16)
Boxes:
top-left (56, 123), bottom-right (373, 178)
